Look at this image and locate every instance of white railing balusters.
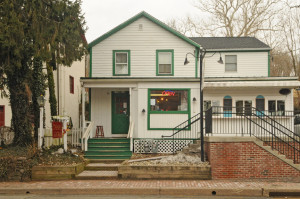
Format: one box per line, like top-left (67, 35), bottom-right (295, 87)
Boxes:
top-left (81, 121), bottom-right (93, 151)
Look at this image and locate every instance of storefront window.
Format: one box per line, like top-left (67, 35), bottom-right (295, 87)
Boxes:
top-left (150, 90), bottom-right (188, 112)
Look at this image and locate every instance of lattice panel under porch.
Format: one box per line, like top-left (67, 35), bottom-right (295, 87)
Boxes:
top-left (133, 139), bottom-right (194, 153)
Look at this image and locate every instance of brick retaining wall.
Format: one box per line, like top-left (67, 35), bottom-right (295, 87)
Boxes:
top-left (205, 137), bottom-right (300, 180)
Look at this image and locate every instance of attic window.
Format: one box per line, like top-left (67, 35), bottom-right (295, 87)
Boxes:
top-left (139, 24), bottom-right (143, 30)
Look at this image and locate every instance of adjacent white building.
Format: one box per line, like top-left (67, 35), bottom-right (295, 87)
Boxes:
top-left (0, 59), bottom-right (85, 129)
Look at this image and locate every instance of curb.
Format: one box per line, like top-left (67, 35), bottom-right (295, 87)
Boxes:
top-left (0, 187), bottom-right (263, 196)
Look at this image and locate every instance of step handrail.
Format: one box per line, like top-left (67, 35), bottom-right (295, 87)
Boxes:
top-left (245, 113), bottom-right (300, 164)
top-left (127, 118), bottom-right (134, 151)
top-left (81, 121), bottom-right (94, 151)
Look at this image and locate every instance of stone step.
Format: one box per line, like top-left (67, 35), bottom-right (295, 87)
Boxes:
top-left (85, 163), bottom-right (120, 171)
top-left (75, 170), bottom-right (118, 180)
top-left (88, 159), bottom-right (125, 163)
top-left (84, 155), bottom-right (131, 160)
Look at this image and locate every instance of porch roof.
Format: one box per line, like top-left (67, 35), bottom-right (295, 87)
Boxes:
top-left (205, 76), bottom-right (300, 88)
top-left (80, 76), bottom-right (300, 88)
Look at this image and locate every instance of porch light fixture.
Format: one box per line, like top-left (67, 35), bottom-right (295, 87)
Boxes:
top-left (142, 109), bottom-right (146, 113)
top-left (217, 53), bottom-right (224, 64)
top-left (193, 97), bottom-right (197, 102)
top-left (184, 48), bottom-right (223, 162)
top-left (37, 95), bottom-right (46, 107)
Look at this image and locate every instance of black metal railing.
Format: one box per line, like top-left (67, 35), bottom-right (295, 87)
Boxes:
top-left (206, 106), bottom-right (300, 164)
top-left (162, 113), bottom-right (201, 153)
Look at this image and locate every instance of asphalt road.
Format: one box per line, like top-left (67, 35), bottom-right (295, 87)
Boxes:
top-left (0, 195), bottom-right (276, 199)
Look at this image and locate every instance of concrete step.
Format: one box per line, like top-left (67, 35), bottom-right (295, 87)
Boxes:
top-left (75, 170), bottom-right (118, 180)
top-left (84, 154), bottom-right (131, 160)
top-left (85, 163), bottom-right (120, 171)
top-left (88, 159), bottom-right (125, 163)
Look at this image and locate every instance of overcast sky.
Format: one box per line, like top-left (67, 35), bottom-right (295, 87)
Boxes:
top-left (81, 0), bottom-right (199, 43)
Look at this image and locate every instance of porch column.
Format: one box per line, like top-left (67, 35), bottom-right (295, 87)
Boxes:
top-left (81, 86), bottom-right (86, 135)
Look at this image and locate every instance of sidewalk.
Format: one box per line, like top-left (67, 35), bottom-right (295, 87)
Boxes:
top-left (0, 180), bottom-right (300, 197)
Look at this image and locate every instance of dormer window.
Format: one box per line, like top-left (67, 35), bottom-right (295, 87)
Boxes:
top-left (156, 50), bottom-right (174, 76)
top-left (113, 50), bottom-right (131, 76)
top-left (225, 55), bottom-right (237, 72)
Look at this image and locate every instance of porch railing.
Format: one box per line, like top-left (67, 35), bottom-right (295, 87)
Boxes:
top-left (40, 128), bottom-right (82, 148)
top-left (206, 106), bottom-right (300, 164)
top-left (127, 118), bottom-right (134, 151)
top-left (81, 121), bottom-right (94, 151)
top-left (162, 113), bottom-right (201, 153)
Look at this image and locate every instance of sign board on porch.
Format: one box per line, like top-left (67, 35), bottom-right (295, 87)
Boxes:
top-left (52, 121), bottom-right (62, 138)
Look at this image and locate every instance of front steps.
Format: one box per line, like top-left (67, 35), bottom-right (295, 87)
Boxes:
top-left (76, 160), bottom-right (122, 180)
top-left (84, 138), bottom-right (132, 160)
top-left (77, 138), bottom-right (131, 179)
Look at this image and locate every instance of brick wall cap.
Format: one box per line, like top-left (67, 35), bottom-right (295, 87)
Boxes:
top-left (204, 136), bottom-right (257, 143)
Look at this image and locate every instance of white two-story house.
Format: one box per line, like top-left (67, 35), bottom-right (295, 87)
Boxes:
top-left (81, 11), bottom-right (300, 153)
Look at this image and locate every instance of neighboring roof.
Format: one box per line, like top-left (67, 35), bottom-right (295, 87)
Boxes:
top-left (88, 11), bottom-right (201, 50)
top-left (189, 37), bottom-right (271, 51)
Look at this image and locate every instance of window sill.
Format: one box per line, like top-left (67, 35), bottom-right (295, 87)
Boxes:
top-left (149, 111), bottom-right (189, 114)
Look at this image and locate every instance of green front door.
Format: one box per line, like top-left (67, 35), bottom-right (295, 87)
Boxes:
top-left (112, 92), bottom-right (129, 134)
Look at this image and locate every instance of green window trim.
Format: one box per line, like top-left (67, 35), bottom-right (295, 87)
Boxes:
top-left (147, 88), bottom-right (191, 130)
top-left (156, 50), bottom-right (174, 76)
top-left (113, 50), bottom-right (131, 76)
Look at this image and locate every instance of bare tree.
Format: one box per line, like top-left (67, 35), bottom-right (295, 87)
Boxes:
top-left (192, 0), bottom-right (281, 37)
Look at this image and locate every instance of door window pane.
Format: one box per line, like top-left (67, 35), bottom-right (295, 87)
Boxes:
top-left (236, 101), bottom-right (243, 116)
top-left (245, 100), bottom-right (252, 116)
top-left (268, 100), bottom-right (276, 115)
top-left (277, 100), bottom-right (285, 116)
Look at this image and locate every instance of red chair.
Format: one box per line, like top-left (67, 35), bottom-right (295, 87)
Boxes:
top-left (95, 126), bottom-right (104, 138)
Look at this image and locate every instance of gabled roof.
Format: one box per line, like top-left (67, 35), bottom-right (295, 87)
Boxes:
top-left (88, 11), bottom-right (201, 50)
top-left (189, 37), bottom-right (271, 51)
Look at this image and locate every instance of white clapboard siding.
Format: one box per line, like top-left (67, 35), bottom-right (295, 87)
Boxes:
top-left (203, 52), bottom-right (268, 77)
top-left (92, 17), bottom-right (196, 78)
top-left (149, 114), bottom-right (189, 129)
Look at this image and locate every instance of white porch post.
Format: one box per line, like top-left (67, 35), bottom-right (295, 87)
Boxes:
top-left (81, 86), bottom-right (86, 135)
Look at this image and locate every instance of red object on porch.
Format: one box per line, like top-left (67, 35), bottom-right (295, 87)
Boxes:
top-left (95, 126), bottom-right (104, 138)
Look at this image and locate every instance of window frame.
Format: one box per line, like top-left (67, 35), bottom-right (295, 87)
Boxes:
top-left (113, 50), bottom-right (131, 76)
top-left (69, 75), bottom-right (74, 94)
top-left (148, 88), bottom-right (190, 114)
top-left (225, 55), bottom-right (237, 72)
top-left (156, 49), bottom-right (174, 76)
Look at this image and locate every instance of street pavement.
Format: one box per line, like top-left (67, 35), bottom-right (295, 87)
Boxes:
top-left (0, 195), bottom-right (272, 199)
top-left (0, 179), bottom-right (300, 198)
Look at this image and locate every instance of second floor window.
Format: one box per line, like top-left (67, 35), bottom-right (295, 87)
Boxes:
top-left (225, 55), bottom-right (237, 72)
top-left (113, 50), bottom-right (130, 76)
top-left (156, 50), bottom-right (174, 76)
